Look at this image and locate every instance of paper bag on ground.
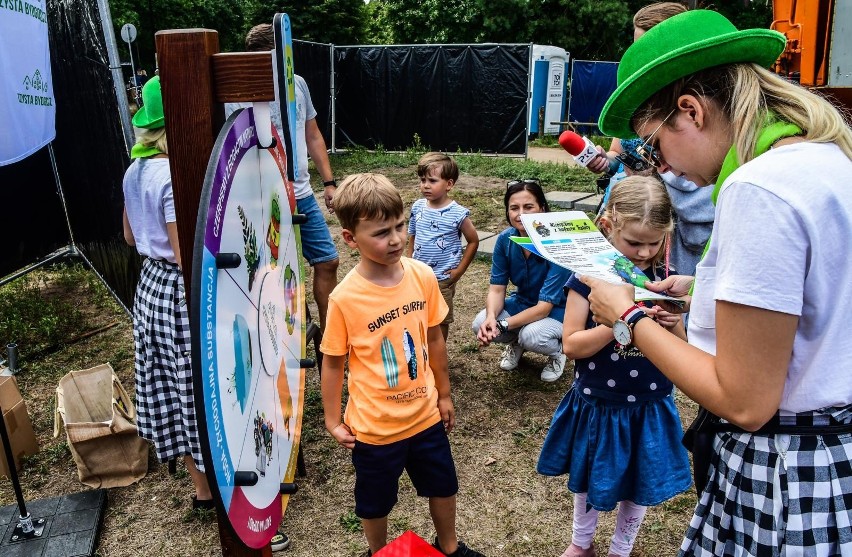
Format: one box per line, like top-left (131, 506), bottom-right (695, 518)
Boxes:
top-left (54, 363), bottom-right (148, 488)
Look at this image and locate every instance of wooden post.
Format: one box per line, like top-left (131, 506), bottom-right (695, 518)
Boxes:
top-left (154, 28), bottom-right (273, 557)
top-left (155, 29), bottom-right (222, 306)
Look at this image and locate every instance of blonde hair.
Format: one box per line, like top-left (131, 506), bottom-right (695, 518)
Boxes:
top-left (597, 175), bottom-right (674, 266)
top-left (634, 63), bottom-right (852, 165)
top-left (417, 152), bottom-right (459, 182)
top-left (135, 126), bottom-right (168, 155)
top-left (633, 2), bottom-right (687, 32)
top-left (335, 173), bottom-right (404, 231)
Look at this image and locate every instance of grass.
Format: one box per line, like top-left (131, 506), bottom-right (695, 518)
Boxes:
top-left (328, 144), bottom-right (600, 195)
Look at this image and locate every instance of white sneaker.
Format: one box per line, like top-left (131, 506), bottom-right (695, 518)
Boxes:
top-left (541, 353), bottom-right (567, 382)
top-left (499, 341), bottom-right (523, 370)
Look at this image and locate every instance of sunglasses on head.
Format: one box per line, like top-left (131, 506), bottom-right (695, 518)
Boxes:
top-left (507, 178), bottom-right (541, 189)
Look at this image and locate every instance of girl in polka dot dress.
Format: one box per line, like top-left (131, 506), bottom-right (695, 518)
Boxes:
top-left (537, 176), bottom-right (691, 557)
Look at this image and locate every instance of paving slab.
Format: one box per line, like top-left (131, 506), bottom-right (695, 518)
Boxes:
top-left (475, 231), bottom-right (500, 257)
top-left (545, 191), bottom-right (597, 209)
top-left (574, 194), bottom-right (603, 213)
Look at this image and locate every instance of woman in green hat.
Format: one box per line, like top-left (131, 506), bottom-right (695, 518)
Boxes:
top-left (122, 76), bottom-right (213, 509)
top-left (578, 10), bottom-right (852, 556)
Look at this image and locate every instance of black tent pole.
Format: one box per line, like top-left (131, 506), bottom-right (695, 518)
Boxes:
top-left (48, 142), bottom-right (78, 254)
top-left (0, 398), bottom-right (46, 541)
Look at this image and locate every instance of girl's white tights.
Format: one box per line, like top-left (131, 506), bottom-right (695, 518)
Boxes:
top-left (570, 493), bottom-right (648, 557)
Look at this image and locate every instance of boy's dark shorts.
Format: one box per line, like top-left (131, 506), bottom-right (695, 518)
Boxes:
top-left (352, 421), bottom-right (458, 519)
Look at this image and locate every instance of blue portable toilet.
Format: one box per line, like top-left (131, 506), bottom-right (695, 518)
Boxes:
top-left (529, 45), bottom-right (570, 136)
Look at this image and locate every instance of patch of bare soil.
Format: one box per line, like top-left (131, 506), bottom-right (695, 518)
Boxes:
top-left (0, 171), bottom-right (698, 556)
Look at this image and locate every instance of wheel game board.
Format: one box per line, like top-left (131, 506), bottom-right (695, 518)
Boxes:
top-left (191, 106), bottom-right (306, 549)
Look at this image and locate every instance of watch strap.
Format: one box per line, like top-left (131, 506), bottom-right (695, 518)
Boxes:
top-left (620, 303), bottom-right (643, 322)
top-left (625, 308), bottom-right (647, 326)
top-left (323, 179), bottom-right (337, 187)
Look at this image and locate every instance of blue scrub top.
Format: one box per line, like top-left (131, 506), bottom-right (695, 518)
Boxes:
top-left (490, 227), bottom-right (572, 321)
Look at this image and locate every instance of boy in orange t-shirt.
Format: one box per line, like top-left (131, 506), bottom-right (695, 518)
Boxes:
top-left (320, 173), bottom-right (484, 557)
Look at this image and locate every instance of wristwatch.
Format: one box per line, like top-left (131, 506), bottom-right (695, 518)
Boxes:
top-left (323, 179), bottom-right (337, 187)
top-left (496, 319), bottom-right (510, 334)
top-left (612, 304), bottom-right (648, 346)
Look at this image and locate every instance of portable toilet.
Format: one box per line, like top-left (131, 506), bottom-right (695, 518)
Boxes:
top-left (529, 45), bottom-right (570, 136)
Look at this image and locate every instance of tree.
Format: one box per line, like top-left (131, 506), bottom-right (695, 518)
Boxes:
top-left (110, 0), bottom-right (250, 72)
top-left (363, 0), bottom-right (482, 44)
top-left (247, 0), bottom-right (366, 45)
top-left (527, 0), bottom-right (631, 60)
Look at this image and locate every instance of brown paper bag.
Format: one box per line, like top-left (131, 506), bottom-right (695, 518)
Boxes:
top-left (54, 363), bottom-right (148, 488)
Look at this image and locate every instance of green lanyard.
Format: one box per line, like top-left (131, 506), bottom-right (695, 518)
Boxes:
top-left (689, 120), bottom-right (802, 294)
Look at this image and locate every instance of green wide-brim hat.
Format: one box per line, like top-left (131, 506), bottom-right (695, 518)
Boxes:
top-left (132, 76), bottom-right (165, 129)
top-left (599, 10), bottom-right (786, 139)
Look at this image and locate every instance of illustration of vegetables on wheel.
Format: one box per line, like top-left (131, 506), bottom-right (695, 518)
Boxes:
top-left (191, 106), bottom-right (307, 549)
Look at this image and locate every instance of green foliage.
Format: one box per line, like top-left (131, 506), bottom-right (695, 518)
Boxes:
top-left (246, 0), bottom-right (366, 44)
top-left (0, 269), bottom-right (86, 357)
top-left (527, 0), bottom-right (631, 60)
top-left (528, 135), bottom-right (560, 148)
top-left (365, 0), bottom-right (483, 44)
top-left (329, 148), bottom-right (598, 193)
top-left (110, 0), bottom-right (251, 72)
top-left (712, 0), bottom-right (773, 30)
top-left (339, 510), bottom-right (362, 533)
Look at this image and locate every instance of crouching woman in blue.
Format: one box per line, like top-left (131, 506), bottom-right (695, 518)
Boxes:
top-left (538, 176), bottom-right (691, 557)
top-left (472, 179), bottom-right (573, 382)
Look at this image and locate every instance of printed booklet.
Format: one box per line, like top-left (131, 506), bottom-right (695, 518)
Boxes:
top-left (514, 211), bottom-right (684, 306)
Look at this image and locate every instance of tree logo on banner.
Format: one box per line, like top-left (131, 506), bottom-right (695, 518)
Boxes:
top-left (23, 69), bottom-right (49, 93)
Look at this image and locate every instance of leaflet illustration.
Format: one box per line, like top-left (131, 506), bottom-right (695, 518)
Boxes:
top-left (515, 211), bottom-right (684, 306)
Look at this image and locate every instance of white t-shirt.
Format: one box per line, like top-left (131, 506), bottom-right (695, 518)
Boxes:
top-left (689, 142), bottom-right (852, 413)
top-left (224, 75), bottom-right (317, 199)
top-left (122, 158), bottom-right (176, 262)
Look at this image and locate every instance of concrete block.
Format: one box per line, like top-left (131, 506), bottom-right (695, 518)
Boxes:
top-left (545, 191), bottom-right (596, 209)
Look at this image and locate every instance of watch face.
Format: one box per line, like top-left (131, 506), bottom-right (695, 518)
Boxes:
top-left (613, 320), bottom-right (632, 345)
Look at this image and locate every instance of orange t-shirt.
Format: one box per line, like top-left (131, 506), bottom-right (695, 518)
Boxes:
top-left (320, 257), bottom-right (449, 445)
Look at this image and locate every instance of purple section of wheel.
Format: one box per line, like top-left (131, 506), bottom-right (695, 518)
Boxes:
top-left (203, 109), bottom-right (258, 252)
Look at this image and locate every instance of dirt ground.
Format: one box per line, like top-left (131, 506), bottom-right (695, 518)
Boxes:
top-left (0, 168), bottom-right (698, 556)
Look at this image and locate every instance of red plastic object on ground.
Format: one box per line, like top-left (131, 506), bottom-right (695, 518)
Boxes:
top-left (374, 531), bottom-right (444, 556)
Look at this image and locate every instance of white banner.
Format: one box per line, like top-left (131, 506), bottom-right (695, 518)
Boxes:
top-left (0, 0), bottom-right (55, 166)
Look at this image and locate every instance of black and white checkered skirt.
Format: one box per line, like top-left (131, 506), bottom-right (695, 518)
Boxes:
top-left (132, 258), bottom-right (204, 470)
top-left (680, 406), bottom-right (852, 556)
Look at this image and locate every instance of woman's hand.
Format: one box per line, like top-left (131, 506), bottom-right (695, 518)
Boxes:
top-left (477, 317), bottom-right (500, 347)
top-left (645, 274), bottom-right (694, 313)
top-left (577, 275), bottom-right (636, 327)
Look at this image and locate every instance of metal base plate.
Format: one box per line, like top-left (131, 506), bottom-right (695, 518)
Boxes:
top-left (0, 489), bottom-right (107, 557)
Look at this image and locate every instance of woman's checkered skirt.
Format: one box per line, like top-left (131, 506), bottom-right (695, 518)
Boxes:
top-left (133, 258), bottom-right (204, 470)
top-left (680, 407), bottom-right (852, 556)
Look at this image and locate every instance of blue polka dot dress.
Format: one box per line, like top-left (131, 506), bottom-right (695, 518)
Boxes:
top-left (537, 269), bottom-right (691, 511)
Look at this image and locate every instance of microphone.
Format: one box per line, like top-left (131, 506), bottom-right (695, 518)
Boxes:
top-left (559, 131), bottom-right (604, 168)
